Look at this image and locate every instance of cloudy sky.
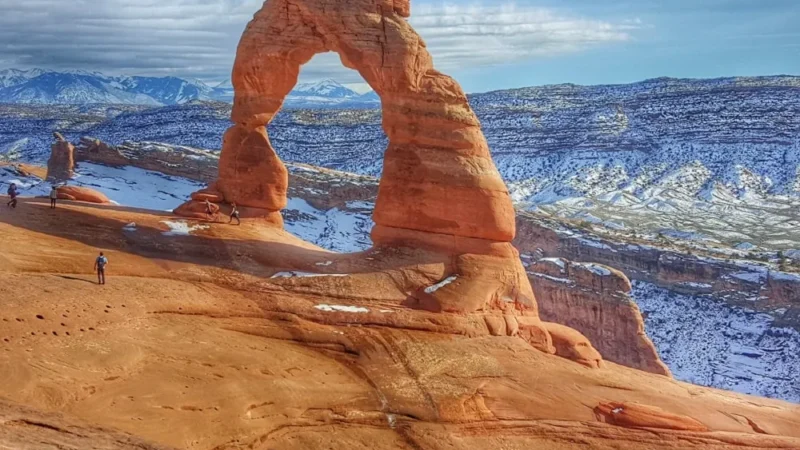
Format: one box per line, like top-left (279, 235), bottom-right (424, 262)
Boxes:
top-left (0, 0), bottom-right (798, 92)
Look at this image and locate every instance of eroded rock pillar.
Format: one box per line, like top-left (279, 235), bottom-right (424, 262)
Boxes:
top-left (47, 132), bottom-right (75, 182)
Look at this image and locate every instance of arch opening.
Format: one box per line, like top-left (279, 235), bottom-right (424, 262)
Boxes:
top-left (269, 52), bottom-right (386, 252)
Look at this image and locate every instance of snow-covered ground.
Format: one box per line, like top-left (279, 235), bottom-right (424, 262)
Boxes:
top-left (632, 281), bottom-right (800, 402)
top-left (0, 162), bottom-right (204, 211)
top-left (283, 197), bottom-right (374, 253)
top-left (73, 163), bottom-right (205, 211)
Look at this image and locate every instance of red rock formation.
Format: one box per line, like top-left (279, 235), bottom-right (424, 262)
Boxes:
top-left (543, 322), bottom-right (604, 369)
top-left (529, 258), bottom-right (671, 376)
top-left (179, 0), bottom-right (514, 241)
top-left (175, 0), bottom-right (545, 348)
top-left (75, 137), bottom-right (129, 167)
top-left (75, 137), bottom-right (219, 182)
top-left (2, 200), bottom-right (800, 449)
top-left (47, 132), bottom-right (75, 181)
top-left (57, 186), bottom-right (110, 204)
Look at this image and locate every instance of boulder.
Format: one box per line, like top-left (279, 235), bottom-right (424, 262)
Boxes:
top-left (57, 186), bottom-right (110, 204)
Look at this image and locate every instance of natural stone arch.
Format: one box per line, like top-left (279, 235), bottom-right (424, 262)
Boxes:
top-left (176, 0), bottom-right (557, 352)
top-left (184, 0), bottom-right (515, 246)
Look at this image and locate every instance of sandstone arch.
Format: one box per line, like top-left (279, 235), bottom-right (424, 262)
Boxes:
top-left (177, 0), bottom-right (549, 345)
top-left (181, 0), bottom-right (515, 245)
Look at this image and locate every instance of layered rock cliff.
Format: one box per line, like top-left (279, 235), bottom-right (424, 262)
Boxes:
top-left (527, 257), bottom-right (671, 376)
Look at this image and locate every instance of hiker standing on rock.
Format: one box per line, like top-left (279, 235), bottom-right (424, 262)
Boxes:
top-left (229, 202), bottom-right (241, 225)
top-left (49, 186), bottom-right (58, 209)
top-left (6, 183), bottom-right (18, 208)
top-left (94, 252), bottom-right (109, 285)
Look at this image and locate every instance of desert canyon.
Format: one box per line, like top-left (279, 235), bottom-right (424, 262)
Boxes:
top-left (1, 1), bottom-right (799, 449)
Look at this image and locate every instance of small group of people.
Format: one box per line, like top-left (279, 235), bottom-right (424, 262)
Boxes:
top-left (5, 183), bottom-right (60, 209)
top-left (205, 198), bottom-right (240, 225)
top-left (6, 182), bottom-right (107, 285)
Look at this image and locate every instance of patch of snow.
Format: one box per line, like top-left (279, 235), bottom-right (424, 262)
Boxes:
top-left (72, 163), bottom-right (205, 211)
top-left (677, 281), bottom-right (713, 289)
top-left (575, 262), bottom-right (613, 276)
top-left (539, 257), bottom-right (566, 269)
top-left (530, 272), bottom-right (574, 285)
top-left (424, 275), bottom-right (458, 294)
top-left (769, 271), bottom-right (800, 282)
top-left (161, 220), bottom-right (208, 236)
top-left (314, 304), bottom-right (369, 314)
top-left (730, 271), bottom-right (767, 284)
top-left (122, 222), bottom-right (137, 231)
top-left (271, 272), bottom-right (348, 279)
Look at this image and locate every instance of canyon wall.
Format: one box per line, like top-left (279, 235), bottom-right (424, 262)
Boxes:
top-left (527, 257), bottom-right (670, 376)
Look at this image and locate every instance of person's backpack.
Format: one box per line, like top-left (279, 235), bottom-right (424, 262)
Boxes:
top-left (96, 256), bottom-right (108, 268)
top-left (7, 185), bottom-right (15, 196)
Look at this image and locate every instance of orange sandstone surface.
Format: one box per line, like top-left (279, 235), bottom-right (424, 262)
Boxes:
top-left (1, 199), bottom-right (799, 450)
top-left (2, 1), bottom-right (798, 448)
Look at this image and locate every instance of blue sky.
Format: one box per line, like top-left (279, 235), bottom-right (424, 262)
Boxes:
top-left (422, 0), bottom-right (800, 91)
top-left (0, 0), bottom-right (798, 92)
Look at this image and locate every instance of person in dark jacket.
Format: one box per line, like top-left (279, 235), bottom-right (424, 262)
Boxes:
top-left (6, 183), bottom-right (18, 208)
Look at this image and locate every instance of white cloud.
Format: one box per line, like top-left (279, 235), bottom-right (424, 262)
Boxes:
top-left (0, 1), bottom-right (639, 84)
top-left (411, 3), bottom-right (638, 70)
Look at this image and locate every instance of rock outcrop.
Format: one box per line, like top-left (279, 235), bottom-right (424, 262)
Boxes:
top-left (57, 186), bottom-right (110, 204)
top-left (529, 257), bottom-right (671, 376)
top-left (514, 212), bottom-right (800, 331)
top-left (75, 137), bottom-right (218, 182)
top-left (47, 132), bottom-right (75, 181)
top-left (175, 0), bottom-right (547, 350)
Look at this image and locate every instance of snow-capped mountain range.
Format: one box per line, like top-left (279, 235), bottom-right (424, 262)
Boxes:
top-left (0, 69), bottom-right (377, 107)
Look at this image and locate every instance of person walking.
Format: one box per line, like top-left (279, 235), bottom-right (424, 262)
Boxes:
top-left (205, 198), bottom-right (215, 222)
top-left (6, 183), bottom-right (18, 208)
top-left (228, 202), bottom-right (241, 225)
top-left (93, 252), bottom-right (109, 285)
top-left (49, 185), bottom-right (58, 209)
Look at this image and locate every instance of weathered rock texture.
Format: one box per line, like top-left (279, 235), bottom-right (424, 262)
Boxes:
top-left (1, 201), bottom-right (799, 449)
top-left (75, 137), bottom-right (219, 181)
top-left (529, 257), bottom-right (671, 376)
top-left (175, 0), bottom-right (542, 346)
top-left (0, 399), bottom-right (171, 450)
top-left (47, 132), bottom-right (75, 181)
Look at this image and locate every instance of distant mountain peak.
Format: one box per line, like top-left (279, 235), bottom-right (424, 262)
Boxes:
top-left (292, 79), bottom-right (357, 98)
